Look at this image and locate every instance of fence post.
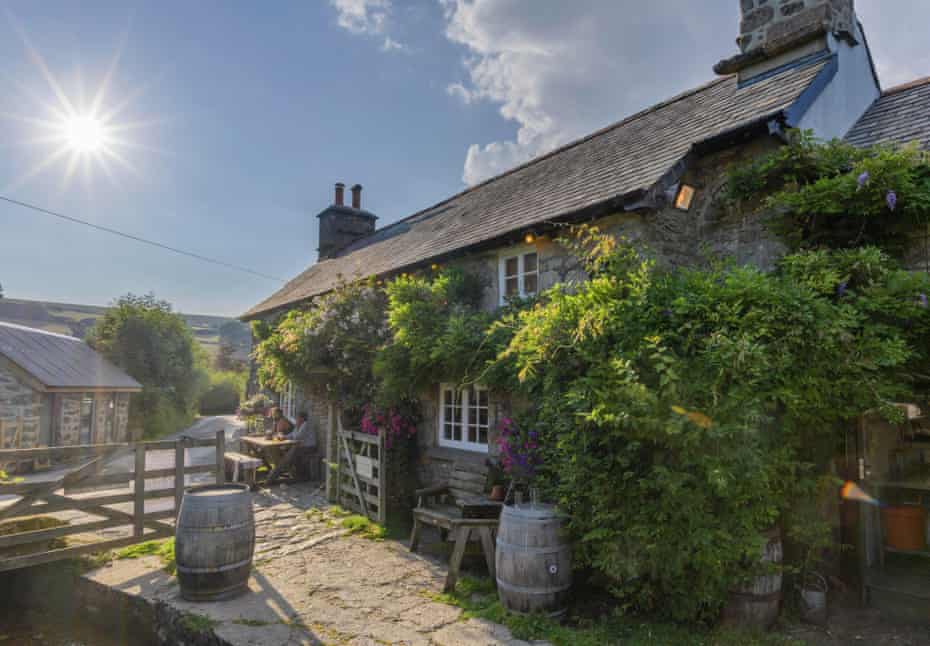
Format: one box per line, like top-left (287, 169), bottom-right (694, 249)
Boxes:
top-left (215, 429), bottom-right (226, 485)
top-left (133, 443), bottom-right (145, 538)
top-left (377, 429), bottom-right (386, 525)
top-left (174, 438), bottom-right (185, 517)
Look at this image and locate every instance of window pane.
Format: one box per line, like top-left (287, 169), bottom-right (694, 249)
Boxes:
top-left (444, 423), bottom-right (453, 440)
top-left (505, 257), bottom-right (519, 277)
top-left (506, 277), bottom-right (519, 296)
top-left (479, 409), bottom-right (488, 427)
top-left (524, 273), bottom-right (538, 295)
top-left (479, 428), bottom-right (488, 444)
top-left (524, 253), bottom-right (538, 272)
top-left (478, 390), bottom-right (489, 407)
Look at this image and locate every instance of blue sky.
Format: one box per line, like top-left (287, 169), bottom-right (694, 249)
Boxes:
top-left (0, 1), bottom-right (928, 317)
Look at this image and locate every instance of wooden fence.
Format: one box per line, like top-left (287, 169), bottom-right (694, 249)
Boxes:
top-left (0, 430), bottom-right (226, 572)
top-left (335, 414), bottom-right (385, 524)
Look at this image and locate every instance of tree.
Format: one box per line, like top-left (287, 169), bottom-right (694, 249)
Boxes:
top-left (87, 293), bottom-right (208, 438)
top-left (214, 340), bottom-right (244, 372)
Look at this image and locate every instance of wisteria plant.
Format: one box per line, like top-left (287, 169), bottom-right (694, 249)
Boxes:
top-left (495, 416), bottom-right (542, 491)
top-left (360, 403), bottom-right (418, 449)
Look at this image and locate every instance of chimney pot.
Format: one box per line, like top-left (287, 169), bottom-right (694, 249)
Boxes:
top-left (351, 184), bottom-right (362, 209)
top-left (334, 183), bottom-right (345, 206)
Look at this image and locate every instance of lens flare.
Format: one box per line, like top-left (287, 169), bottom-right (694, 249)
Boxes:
top-left (841, 481), bottom-right (881, 506)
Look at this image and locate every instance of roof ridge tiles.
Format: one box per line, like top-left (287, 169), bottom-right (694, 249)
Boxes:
top-left (882, 76), bottom-right (930, 97)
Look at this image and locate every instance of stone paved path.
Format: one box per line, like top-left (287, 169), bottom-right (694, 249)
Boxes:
top-left (84, 482), bottom-right (550, 646)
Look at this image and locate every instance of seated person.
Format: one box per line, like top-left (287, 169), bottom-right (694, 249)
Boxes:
top-left (269, 407), bottom-right (293, 437)
top-left (268, 412), bottom-right (318, 481)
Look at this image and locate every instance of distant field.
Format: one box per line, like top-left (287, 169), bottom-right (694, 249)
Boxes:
top-left (0, 297), bottom-right (250, 361)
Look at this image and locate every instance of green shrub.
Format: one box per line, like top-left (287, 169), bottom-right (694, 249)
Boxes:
top-left (490, 230), bottom-right (930, 622)
top-left (200, 370), bottom-right (246, 414)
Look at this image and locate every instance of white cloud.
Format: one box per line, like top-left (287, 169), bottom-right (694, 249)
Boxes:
top-left (446, 81), bottom-right (475, 103)
top-left (443, 0), bottom-right (930, 186)
top-left (331, 0), bottom-right (407, 52)
top-left (442, 0), bottom-right (737, 185)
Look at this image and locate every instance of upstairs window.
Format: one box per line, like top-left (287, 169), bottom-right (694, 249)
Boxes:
top-left (499, 248), bottom-right (538, 304)
top-left (439, 384), bottom-right (489, 453)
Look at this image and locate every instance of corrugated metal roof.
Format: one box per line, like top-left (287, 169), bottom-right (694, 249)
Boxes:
top-left (846, 77), bottom-right (930, 149)
top-left (243, 58), bottom-right (829, 319)
top-left (0, 322), bottom-right (142, 390)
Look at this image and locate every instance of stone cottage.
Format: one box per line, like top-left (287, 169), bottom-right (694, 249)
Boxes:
top-left (0, 322), bottom-right (141, 452)
top-left (242, 0), bottom-right (930, 491)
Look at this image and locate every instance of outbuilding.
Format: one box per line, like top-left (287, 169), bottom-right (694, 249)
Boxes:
top-left (0, 321), bottom-right (141, 450)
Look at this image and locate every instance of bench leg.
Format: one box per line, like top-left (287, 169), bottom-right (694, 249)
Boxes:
top-left (444, 526), bottom-right (471, 593)
top-left (478, 526), bottom-right (496, 581)
top-left (409, 517), bottom-right (421, 553)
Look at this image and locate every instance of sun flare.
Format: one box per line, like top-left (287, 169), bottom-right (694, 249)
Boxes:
top-left (61, 114), bottom-right (109, 154)
top-left (0, 17), bottom-right (159, 193)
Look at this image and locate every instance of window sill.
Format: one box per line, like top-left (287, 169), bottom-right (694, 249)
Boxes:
top-left (426, 446), bottom-right (488, 465)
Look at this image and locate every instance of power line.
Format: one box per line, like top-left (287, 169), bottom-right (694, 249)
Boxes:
top-left (0, 194), bottom-right (287, 283)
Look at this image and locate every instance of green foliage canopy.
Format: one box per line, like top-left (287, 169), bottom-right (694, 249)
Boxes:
top-left (725, 131), bottom-right (930, 251)
top-left (491, 232), bottom-right (930, 622)
top-left (88, 293), bottom-right (209, 438)
top-left (252, 279), bottom-right (389, 414)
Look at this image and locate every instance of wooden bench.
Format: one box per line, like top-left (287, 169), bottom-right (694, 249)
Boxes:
top-left (409, 460), bottom-right (502, 592)
top-left (224, 452), bottom-right (262, 488)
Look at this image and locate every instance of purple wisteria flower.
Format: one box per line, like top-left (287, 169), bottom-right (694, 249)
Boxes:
top-left (836, 281), bottom-right (848, 297)
top-left (887, 190), bottom-right (898, 211)
top-left (857, 171), bottom-right (870, 189)
top-left (920, 293), bottom-right (928, 309)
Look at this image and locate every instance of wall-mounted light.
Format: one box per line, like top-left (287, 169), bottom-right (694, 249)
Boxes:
top-left (674, 184), bottom-right (696, 211)
top-left (524, 231), bottom-right (536, 245)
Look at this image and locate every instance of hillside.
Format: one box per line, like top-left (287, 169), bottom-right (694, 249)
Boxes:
top-left (0, 297), bottom-right (250, 361)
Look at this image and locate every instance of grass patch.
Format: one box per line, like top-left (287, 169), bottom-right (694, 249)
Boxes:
top-left (182, 612), bottom-right (219, 633)
top-left (430, 576), bottom-right (806, 646)
top-left (339, 514), bottom-right (386, 540)
top-left (113, 538), bottom-right (176, 575)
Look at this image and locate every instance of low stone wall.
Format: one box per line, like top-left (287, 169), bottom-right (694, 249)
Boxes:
top-left (0, 562), bottom-right (232, 646)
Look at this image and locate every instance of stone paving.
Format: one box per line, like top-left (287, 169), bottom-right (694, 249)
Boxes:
top-left (84, 482), bottom-right (550, 646)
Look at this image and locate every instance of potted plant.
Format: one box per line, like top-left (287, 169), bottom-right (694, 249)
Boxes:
top-left (495, 416), bottom-right (542, 505)
top-left (787, 478), bottom-right (840, 627)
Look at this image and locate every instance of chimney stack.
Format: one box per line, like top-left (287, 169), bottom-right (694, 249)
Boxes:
top-left (715, 0), bottom-right (856, 79)
top-left (316, 182), bottom-right (377, 261)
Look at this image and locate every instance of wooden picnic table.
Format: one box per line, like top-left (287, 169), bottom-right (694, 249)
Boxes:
top-left (239, 436), bottom-right (297, 470)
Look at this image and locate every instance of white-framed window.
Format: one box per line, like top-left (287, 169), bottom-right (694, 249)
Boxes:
top-left (280, 382), bottom-right (297, 422)
top-left (439, 384), bottom-right (490, 453)
top-left (499, 247), bottom-right (539, 304)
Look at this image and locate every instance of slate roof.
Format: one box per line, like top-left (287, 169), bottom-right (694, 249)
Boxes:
top-left (0, 322), bottom-right (142, 391)
top-left (846, 77), bottom-right (930, 149)
top-left (243, 59), bottom-right (829, 319)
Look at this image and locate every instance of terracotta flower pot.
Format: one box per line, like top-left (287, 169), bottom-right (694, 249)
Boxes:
top-left (490, 485), bottom-right (506, 501)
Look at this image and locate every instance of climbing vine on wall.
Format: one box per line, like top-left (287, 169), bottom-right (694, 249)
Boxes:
top-left (725, 129), bottom-right (930, 251)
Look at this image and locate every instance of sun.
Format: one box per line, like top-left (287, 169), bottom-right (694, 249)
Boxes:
top-left (0, 16), bottom-right (159, 193)
top-left (61, 114), bottom-right (110, 154)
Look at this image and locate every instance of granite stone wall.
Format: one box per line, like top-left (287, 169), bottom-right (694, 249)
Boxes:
top-left (0, 367), bottom-right (41, 449)
top-left (59, 394), bottom-right (84, 446)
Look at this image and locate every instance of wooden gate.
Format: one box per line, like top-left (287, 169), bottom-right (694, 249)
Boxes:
top-left (335, 414), bottom-right (385, 524)
top-left (0, 431), bottom-right (225, 572)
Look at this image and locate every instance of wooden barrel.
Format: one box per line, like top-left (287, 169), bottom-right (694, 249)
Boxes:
top-left (495, 504), bottom-right (572, 616)
top-left (175, 484), bottom-right (254, 602)
top-left (722, 528), bottom-right (783, 629)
